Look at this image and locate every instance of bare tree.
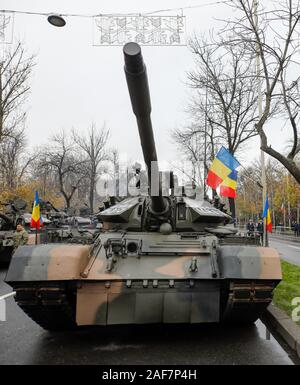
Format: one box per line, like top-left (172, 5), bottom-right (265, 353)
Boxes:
top-left (0, 42), bottom-right (35, 142)
top-left (223, 0), bottom-right (300, 182)
top-left (279, 70), bottom-right (300, 161)
top-left (187, 36), bottom-right (259, 155)
top-left (173, 123), bottom-right (207, 189)
top-left (174, 35), bottom-right (260, 215)
top-left (0, 127), bottom-right (38, 189)
top-left (73, 124), bottom-right (109, 212)
top-left (40, 131), bottom-right (88, 208)
top-left (173, 115), bottom-right (225, 191)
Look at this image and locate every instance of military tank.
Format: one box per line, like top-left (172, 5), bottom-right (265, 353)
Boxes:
top-left (5, 43), bottom-right (282, 330)
top-left (0, 213), bottom-right (15, 263)
top-left (0, 198), bottom-right (27, 263)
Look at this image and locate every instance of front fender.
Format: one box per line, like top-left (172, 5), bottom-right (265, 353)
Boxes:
top-left (217, 245), bottom-right (282, 280)
top-left (5, 244), bottom-right (90, 283)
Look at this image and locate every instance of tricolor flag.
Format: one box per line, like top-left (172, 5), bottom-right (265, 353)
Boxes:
top-left (262, 195), bottom-right (272, 233)
top-left (30, 191), bottom-right (43, 229)
top-left (220, 170), bottom-right (238, 198)
top-left (206, 147), bottom-right (240, 189)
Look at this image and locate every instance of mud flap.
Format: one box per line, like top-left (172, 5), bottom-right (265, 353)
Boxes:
top-left (76, 282), bottom-right (220, 326)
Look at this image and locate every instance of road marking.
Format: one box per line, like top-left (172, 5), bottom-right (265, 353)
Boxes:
top-left (0, 292), bottom-right (15, 321)
top-left (288, 245), bottom-right (300, 250)
top-left (0, 291), bottom-right (16, 301)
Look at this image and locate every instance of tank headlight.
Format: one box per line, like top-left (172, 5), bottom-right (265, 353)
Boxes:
top-left (127, 242), bottom-right (138, 254)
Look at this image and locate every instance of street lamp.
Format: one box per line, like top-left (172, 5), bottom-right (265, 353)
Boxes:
top-left (47, 13), bottom-right (66, 27)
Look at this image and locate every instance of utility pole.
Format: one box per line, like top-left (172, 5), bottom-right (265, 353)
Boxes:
top-left (254, 0), bottom-right (268, 246)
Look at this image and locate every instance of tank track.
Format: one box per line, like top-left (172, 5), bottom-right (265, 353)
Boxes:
top-left (221, 281), bottom-right (275, 324)
top-left (12, 280), bottom-right (275, 331)
top-left (14, 284), bottom-right (78, 331)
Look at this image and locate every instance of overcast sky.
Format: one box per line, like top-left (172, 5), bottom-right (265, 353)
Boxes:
top-left (1, 0), bottom-right (288, 171)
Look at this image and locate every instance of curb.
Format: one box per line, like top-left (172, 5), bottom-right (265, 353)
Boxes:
top-left (261, 304), bottom-right (300, 359)
top-left (270, 235), bottom-right (300, 244)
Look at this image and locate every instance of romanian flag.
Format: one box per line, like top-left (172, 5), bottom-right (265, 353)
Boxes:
top-left (262, 195), bottom-right (272, 233)
top-left (206, 147), bottom-right (240, 189)
top-left (30, 191), bottom-right (43, 229)
top-left (220, 170), bottom-right (238, 198)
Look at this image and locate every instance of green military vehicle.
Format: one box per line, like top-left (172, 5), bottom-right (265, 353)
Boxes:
top-left (0, 213), bottom-right (15, 263)
top-left (5, 43), bottom-right (281, 330)
top-left (0, 199), bottom-right (28, 263)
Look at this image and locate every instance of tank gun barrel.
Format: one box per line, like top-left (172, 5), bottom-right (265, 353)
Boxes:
top-left (123, 42), bottom-right (167, 214)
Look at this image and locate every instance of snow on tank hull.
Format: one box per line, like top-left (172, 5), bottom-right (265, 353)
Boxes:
top-left (5, 232), bottom-right (281, 330)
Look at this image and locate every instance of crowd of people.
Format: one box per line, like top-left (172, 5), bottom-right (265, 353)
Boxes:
top-left (245, 219), bottom-right (264, 244)
top-left (246, 219), bottom-right (263, 237)
top-left (246, 219), bottom-right (300, 238)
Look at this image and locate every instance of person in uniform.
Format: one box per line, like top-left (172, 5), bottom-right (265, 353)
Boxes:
top-left (13, 224), bottom-right (29, 251)
top-left (246, 219), bottom-right (255, 236)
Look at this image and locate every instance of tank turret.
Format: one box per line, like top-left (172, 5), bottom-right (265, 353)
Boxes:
top-left (100, 42), bottom-right (231, 233)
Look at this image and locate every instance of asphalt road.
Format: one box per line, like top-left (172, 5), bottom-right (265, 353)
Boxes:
top-left (0, 265), bottom-right (299, 365)
top-left (270, 237), bottom-right (300, 266)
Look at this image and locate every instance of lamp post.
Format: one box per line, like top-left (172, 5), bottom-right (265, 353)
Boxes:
top-left (254, 0), bottom-right (268, 246)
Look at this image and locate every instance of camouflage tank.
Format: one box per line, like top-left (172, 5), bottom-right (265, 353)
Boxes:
top-left (0, 213), bottom-right (15, 263)
top-left (5, 43), bottom-right (282, 330)
top-left (0, 198), bottom-right (27, 263)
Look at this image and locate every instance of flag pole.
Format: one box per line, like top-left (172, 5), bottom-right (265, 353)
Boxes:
top-left (31, 191), bottom-right (41, 246)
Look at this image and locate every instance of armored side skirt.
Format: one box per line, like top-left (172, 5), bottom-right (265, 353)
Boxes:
top-left (77, 281), bottom-right (220, 325)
